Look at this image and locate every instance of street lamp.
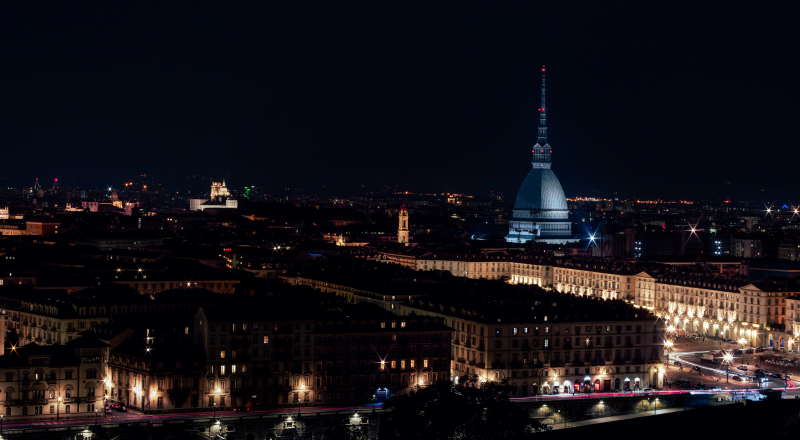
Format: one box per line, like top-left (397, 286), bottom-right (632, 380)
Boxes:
top-left (722, 352), bottom-right (734, 383)
top-left (654, 397), bottom-right (659, 415)
top-left (213, 402), bottom-right (217, 424)
top-left (57, 396), bottom-right (62, 421)
top-left (95, 408), bottom-right (98, 426)
top-left (738, 338), bottom-right (747, 365)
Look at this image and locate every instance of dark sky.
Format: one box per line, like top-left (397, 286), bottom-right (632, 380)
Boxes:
top-left (2, 3), bottom-right (799, 202)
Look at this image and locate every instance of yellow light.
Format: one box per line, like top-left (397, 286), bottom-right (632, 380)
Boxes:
top-left (216, 388), bottom-right (220, 393)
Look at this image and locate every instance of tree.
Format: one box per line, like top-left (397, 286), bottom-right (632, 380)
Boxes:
top-left (378, 378), bottom-right (542, 439)
top-left (322, 417), bottom-right (366, 440)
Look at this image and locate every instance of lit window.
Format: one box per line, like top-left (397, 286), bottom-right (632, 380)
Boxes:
top-left (263, 336), bottom-right (269, 344)
top-left (220, 351), bottom-right (225, 359)
top-left (410, 360), bottom-right (415, 368)
top-left (423, 359), bottom-right (428, 368)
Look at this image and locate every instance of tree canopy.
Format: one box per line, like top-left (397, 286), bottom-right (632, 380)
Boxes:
top-left (378, 378), bottom-right (542, 439)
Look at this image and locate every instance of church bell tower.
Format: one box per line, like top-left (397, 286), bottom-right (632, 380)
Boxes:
top-left (398, 204), bottom-right (409, 244)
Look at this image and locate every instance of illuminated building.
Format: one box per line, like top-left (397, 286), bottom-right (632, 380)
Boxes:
top-left (506, 67), bottom-right (576, 244)
top-left (191, 180), bottom-right (239, 211)
top-left (397, 204), bottom-right (409, 244)
top-left (642, 273), bottom-right (799, 347)
top-left (313, 302), bottom-right (452, 404)
top-left (0, 332), bottom-right (109, 417)
top-left (399, 293), bottom-right (665, 395)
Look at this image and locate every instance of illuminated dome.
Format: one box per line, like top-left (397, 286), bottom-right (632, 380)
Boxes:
top-left (505, 66), bottom-right (576, 244)
top-left (513, 168), bottom-right (568, 214)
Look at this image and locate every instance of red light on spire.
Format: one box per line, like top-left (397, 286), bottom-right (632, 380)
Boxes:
top-left (542, 65), bottom-right (546, 72)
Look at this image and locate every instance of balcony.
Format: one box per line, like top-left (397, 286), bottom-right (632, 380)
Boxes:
top-left (550, 361), bottom-right (565, 367)
top-left (490, 362), bottom-right (505, 369)
top-left (570, 361), bottom-right (584, 366)
top-left (475, 362), bottom-right (486, 369)
top-left (507, 362), bottom-right (523, 369)
top-left (613, 358), bottom-right (627, 365)
top-left (468, 359), bottom-right (476, 367)
top-left (591, 360), bottom-right (605, 366)
top-left (456, 357), bottom-right (466, 364)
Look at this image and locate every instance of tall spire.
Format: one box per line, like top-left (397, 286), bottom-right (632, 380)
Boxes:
top-left (537, 65), bottom-right (547, 145)
top-left (531, 65), bottom-right (551, 169)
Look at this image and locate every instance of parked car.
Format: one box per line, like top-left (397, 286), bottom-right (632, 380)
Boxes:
top-left (784, 374), bottom-right (793, 380)
top-left (772, 373), bottom-right (783, 378)
top-left (695, 383), bottom-right (706, 389)
top-left (745, 349), bottom-right (754, 354)
top-left (737, 365), bottom-right (748, 371)
top-left (674, 361), bottom-right (682, 367)
top-left (692, 366), bottom-right (701, 372)
top-left (732, 375), bottom-right (743, 381)
top-left (642, 388), bottom-right (654, 394)
top-left (110, 403), bottom-right (121, 410)
top-left (709, 387), bottom-right (722, 391)
top-left (755, 348), bottom-right (764, 353)
top-left (233, 406), bottom-right (248, 413)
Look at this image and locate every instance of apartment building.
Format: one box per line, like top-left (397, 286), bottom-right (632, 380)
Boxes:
top-left (313, 303), bottom-right (452, 404)
top-left (398, 292), bottom-right (665, 395)
top-left (0, 333), bottom-right (109, 417)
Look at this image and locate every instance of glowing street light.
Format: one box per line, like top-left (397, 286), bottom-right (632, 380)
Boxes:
top-left (722, 352), bottom-right (734, 383)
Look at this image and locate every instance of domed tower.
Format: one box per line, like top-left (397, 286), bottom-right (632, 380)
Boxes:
top-left (506, 66), bottom-right (576, 244)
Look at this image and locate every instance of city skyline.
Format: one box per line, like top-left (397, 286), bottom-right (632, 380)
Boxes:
top-left (1, 3), bottom-right (797, 201)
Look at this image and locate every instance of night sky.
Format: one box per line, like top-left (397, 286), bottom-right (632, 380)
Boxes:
top-left (2, 3), bottom-right (798, 202)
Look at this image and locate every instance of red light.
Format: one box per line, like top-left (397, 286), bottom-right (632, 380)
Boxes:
top-left (549, 150), bottom-right (552, 153)
top-left (542, 68), bottom-right (545, 72)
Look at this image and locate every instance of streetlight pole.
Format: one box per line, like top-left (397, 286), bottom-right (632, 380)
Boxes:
top-left (722, 352), bottom-right (733, 384)
top-left (57, 397), bottom-right (62, 421)
top-left (94, 409), bottom-right (98, 427)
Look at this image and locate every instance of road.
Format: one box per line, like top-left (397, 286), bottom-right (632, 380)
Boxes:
top-left (0, 403), bottom-right (384, 433)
